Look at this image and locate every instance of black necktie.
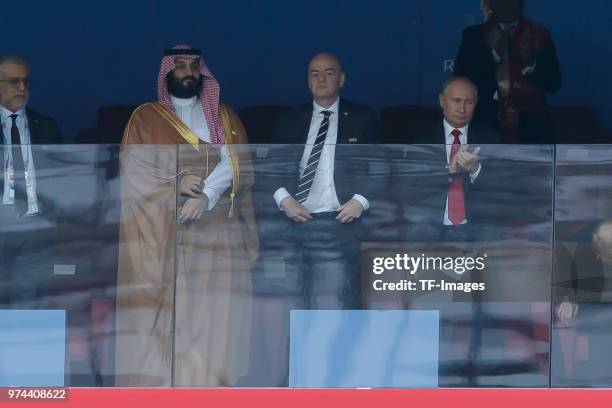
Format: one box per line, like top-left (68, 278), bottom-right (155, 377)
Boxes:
top-left (10, 114), bottom-right (28, 215)
top-left (295, 110), bottom-right (332, 204)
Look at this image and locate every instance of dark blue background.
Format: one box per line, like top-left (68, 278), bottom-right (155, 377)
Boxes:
top-left (3, 0), bottom-right (610, 141)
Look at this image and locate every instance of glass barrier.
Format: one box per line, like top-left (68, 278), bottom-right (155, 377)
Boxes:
top-left (552, 145), bottom-right (612, 387)
top-left (0, 143), bottom-right (561, 387)
top-left (0, 145), bottom-right (124, 386)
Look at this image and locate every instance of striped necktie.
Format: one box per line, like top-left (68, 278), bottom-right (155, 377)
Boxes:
top-left (295, 110), bottom-right (332, 204)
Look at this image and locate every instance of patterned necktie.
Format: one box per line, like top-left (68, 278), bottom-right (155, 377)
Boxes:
top-left (448, 128), bottom-right (466, 225)
top-left (10, 114), bottom-right (28, 215)
top-left (295, 110), bottom-right (332, 203)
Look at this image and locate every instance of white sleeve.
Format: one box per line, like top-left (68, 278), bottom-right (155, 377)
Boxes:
top-left (469, 163), bottom-right (482, 183)
top-left (273, 188), bottom-right (291, 210)
top-left (202, 145), bottom-right (232, 210)
top-left (351, 194), bottom-right (369, 211)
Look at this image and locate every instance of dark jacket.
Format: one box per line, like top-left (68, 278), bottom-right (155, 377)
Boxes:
top-left (271, 98), bottom-right (381, 206)
top-left (1, 107), bottom-right (63, 216)
top-left (454, 19), bottom-right (562, 144)
top-left (396, 122), bottom-right (500, 225)
top-left (26, 108), bottom-right (63, 144)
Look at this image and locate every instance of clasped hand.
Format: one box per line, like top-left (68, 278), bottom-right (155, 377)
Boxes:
top-left (181, 174), bottom-right (203, 197)
top-left (179, 174), bottom-right (207, 223)
top-left (449, 146), bottom-right (481, 175)
top-left (280, 197), bottom-right (363, 224)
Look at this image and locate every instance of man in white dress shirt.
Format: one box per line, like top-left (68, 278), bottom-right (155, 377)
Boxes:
top-left (0, 55), bottom-right (62, 307)
top-left (271, 53), bottom-right (380, 310)
top-left (400, 76), bottom-right (500, 242)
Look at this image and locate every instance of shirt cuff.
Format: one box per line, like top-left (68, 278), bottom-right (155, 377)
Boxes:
top-left (469, 163), bottom-right (482, 183)
top-left (274, 188), bottom-right (291, 210)
top-left (203, 187), bottom-right (220, 210)
top-left (352, 194), bottom-right (369, 211)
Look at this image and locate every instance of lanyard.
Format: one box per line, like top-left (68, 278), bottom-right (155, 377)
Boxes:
top-left (2, 118), bottom-right (39, 215)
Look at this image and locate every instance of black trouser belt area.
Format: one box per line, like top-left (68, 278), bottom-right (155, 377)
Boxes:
top-left (310, 211), bottom-right (338, 219)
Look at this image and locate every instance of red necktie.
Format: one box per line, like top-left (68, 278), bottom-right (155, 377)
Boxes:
top-left (448, 128), bottom-right (466, 225)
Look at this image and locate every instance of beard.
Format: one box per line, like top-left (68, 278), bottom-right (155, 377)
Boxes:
top-left (166, 71), bottom-right (203, 98)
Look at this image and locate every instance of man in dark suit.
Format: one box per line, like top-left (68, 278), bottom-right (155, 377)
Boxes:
top-left (0, 55), bottom-right (63, 307)
top-left (271, 52), bottom-right (380, 310)
top-left (556, 221), bottom-right (612, 320)
top-left (553, 221), bottom-right (612, 385)
top-left (454, 0), bottom-right (561, 144)
top-left (398, 76), bottom-right (500, 242)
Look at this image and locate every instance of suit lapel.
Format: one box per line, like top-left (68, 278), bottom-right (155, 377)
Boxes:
top-left (467, 126), bottom-right (485, 144)
top-left (337, 99), bottom-right (346, 143)
top-left (433, 122), bottom-right (448, 163)
top-left (288, 105), bottom-right (313, 194)
top-left (337, 99), bottom-right (356, 144)
top-left (297, 104), bottom-right (313, 144)
top-left (433, 122), bottom-right (446, 144)
top-left (26, 109), bottom-right (40, 144)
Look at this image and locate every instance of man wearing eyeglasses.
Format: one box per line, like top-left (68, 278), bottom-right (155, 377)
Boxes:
top-left (0, 55), bottom-right (62, 214)
top-left (0, 55), bottom-right (62, 308)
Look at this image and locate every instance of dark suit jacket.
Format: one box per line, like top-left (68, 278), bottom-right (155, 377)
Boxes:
top-left (394, 122), bottom-right (501, 230)
top-left (1, 108), bottom-right (63, 215)
top-left (556, 241), bottom-right (612, 303)
top-left (1, 108), bottom-right (62, 145)
top-left (454, 18), bottom-right (562, 144)
top-left (271, 98), bottom-right (381, 206)
top-left (25, 108), bottom-right (63, 144)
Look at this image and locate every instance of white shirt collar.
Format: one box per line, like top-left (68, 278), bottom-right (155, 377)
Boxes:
top-left (171, 95), bottom-right (198, 108)
top-left (1, 106), bottom-right (26, 123)
top-left (1, 106), bottom-right (27, 133)
top-left (443, 119), bottom-right (469, 141)
top-left (313, 98), bottom-right (339, 116)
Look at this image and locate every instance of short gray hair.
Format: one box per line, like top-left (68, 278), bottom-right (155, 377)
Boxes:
top-left (440, 76), bottom-right (478, 100)
top-left (0, 55), bottom-right (30, 76)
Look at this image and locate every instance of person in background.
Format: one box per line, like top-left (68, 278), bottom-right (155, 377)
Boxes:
top-left (455, 0), bottom-right (561, 144)
top-left (0, 54), bottom-right (62, 307)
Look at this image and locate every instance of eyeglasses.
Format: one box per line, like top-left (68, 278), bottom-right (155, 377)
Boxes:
top-left (0, 78), bottom-right (31, 88)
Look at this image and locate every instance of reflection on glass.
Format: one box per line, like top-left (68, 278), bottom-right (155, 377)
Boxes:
top-left (172, 144), bottom-right (257, 387)
top-left (0, 143), bottom-right (565, 388)
top-left (553, 145), bottom-right (612, 387)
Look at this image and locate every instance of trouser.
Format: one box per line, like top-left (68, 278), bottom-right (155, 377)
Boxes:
top-left (269, 212), bottom-right (362, 385)
top-left (0, 205), bottom-right (54, 308)
top-left (283, 212), bottom-right (362, 310)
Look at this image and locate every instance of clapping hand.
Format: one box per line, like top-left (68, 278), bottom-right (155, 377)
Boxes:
top-left (450, 146), bottom-right (481, 175)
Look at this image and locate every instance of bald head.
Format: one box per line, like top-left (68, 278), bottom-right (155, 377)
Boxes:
top-left (307, 53), bottom-right (345, 108)
top-left (309, 53), bottom-right (343, 73)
